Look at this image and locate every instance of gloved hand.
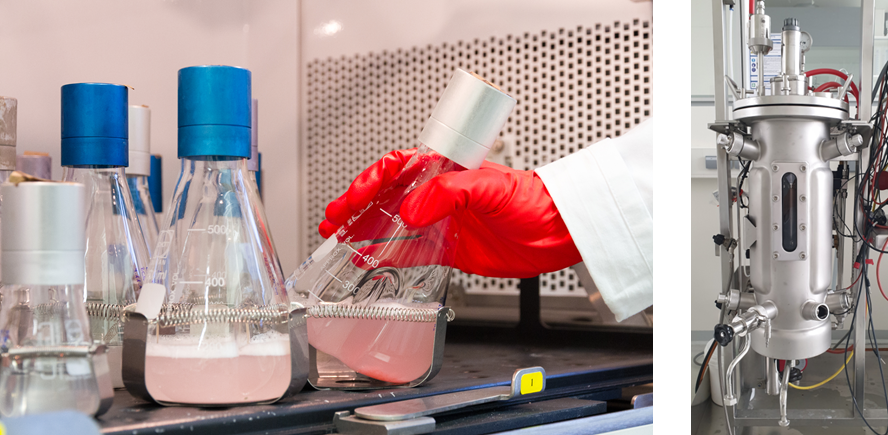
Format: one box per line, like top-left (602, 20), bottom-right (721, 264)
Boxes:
top-left (319, 148), bottom-right (582, 278)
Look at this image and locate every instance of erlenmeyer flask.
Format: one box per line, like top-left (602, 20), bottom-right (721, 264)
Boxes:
top-left (286, 69), bottom-right (515, 385)
top-left (60, 83), bottom-right (151, 389)
top-left (127, 105), bottom-right (160, 253)
top-left (0, 180), bottom-right (113, 417)
top-left (129, 65), bottom-right (297, 406)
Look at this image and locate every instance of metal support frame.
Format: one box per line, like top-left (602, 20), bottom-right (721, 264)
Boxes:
top-left (708, 0), bottom-right (877, 429)
top-left (711, 2), bottom-right (737, 431)
top-left (852, 0), bottom-right (875, 415)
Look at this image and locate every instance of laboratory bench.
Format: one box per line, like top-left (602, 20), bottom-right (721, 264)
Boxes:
top-left (98, 323), bottom-right (653, 434)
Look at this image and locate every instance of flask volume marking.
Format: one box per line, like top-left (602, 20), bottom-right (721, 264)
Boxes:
top-left (324, 269), bottom-right (342, 283)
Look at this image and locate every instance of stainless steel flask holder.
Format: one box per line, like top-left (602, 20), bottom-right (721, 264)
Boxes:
top-left (121, 306), bottom-right (309, 406)
top-left (306, 306), bottom-right (454, 390)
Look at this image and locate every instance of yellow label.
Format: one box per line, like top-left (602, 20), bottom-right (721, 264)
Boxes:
top-left (520, 372), bottom-right (543, 395)
top-left (0, 420), bottom-right (7, 435)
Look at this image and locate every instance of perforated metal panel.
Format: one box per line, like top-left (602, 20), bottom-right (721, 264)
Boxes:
top-left (305, 20), bottom-right (652, 297)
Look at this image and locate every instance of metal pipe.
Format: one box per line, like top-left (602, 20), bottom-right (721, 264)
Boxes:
top-left (757, 53), bottom-right (765, 96)
top-left (779, 362), bottom-right (790, 426)
top-left (781, 21), bottom-right (802, 77)
top-left (713, 0), bottom-right (735, 303)
top-left (718, 345), bottom-right (734, 434)
top-left (742, 0), bottom-right (751, 92)
top-left (724, 335), bottom-right (752, 406)
top-left (713, 2), bottom-right (737, 432)
top-left (766, 357), bottom-right (779, 395)
top-left (853, 150), bottom-right (867, 415)
top-left (727, 4), bottom-right (734, 92)
top-left (861, 0), bottom-right (875, 120)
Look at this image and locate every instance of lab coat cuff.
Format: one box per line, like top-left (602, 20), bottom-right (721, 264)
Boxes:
top-left (535, 138), bottom-right (653, 322)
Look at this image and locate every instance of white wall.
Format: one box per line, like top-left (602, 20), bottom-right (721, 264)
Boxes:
top-left (0, 0), bottom-right (302, 273)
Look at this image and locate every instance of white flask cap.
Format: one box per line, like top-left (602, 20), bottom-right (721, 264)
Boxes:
top-left (419, 69), bottom-right (516, 170)
top-left (128, 105), bottom-right (151, 176)
top-left (0, 97), bottom-right (17, 170)
top-left (1, 181), bottom-right (86, 285)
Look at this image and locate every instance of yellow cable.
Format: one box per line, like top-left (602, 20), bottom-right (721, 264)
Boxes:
top-left (788, 351), bottom-right (854, 390)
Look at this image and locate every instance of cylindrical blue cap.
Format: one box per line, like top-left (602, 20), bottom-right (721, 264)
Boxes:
top-left (61, 83), bottom-right (128, 167)
top-left (178, 65), bottom-right (251, 158)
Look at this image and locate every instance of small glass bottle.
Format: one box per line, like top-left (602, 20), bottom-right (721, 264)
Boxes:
top-left (0, 180), bottom-right (113, 417)
top-left (60, 83), bottom-right (151, 389)
top-left (286, 69), bottom-right (515, 385)
top-left (127, 105), bottom-right (160, 253)
top-left (135, 65), bottom-right (293, 406)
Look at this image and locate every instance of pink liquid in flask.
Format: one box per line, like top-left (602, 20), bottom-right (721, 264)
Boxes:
top-left (308, 315), bottom-right (435, 384)
top-left (144, 329), bottom-right (291, 405)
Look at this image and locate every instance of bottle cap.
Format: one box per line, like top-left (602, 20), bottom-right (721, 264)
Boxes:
top-left (0, 97), bottom-right (17, 170)
top-left (247, 98), bottom-right (259, 171)
top-left (418, 69), bottom-right (516, 170)
top-left (783, 18), bottom-right (799, 31)
top-left (178, 65), bottom-right (251, 158)
top-left (61, 83), bottom-right (129, 167)
top-left (16, 152), bottom-right (52, 179)
top-left (129, 105), bottom-right (151, 176)
top-left (1, 180), bottom-right (85, 285)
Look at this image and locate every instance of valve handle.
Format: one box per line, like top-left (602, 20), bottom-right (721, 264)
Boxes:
top-left (714, 324), bottom-right (735, 347)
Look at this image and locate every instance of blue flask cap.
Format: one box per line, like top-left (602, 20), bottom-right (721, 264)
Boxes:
top-left (61, 83), bottom-right (129, 167)
top-left (178, 65), bottom-right (251, 158)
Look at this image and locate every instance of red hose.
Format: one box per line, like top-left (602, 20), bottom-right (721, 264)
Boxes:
top-left (806, 69), bottom-right (861, 103)
top-left (750, 0), bottom-right (754, 15)
top-left (814, 81), bottom-right (850, 103)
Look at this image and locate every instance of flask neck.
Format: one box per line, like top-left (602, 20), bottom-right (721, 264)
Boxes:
top-left (62, 166), bottom-right (126, 181)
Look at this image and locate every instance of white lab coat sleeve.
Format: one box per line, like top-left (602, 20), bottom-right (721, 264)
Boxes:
top-left (534, 119), bottom-right (653, 322)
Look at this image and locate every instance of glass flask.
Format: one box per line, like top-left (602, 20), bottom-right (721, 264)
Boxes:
top-left (132, 65), bottom-right (294, 406)
top-left (0, 180), bottom-right (113, 417)
top-left (127, 105), bottom-right (160, 253)
top-left (60, 83), bottom-right (151, 389)
top-left (286, 69), bottom-right (515, 386)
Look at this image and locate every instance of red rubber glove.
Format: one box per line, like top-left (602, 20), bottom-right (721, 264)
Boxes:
top-left (319, 148), bottom-right (582, 278)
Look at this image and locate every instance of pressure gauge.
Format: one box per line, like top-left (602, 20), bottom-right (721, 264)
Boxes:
top-left (800, 31), bottom-right (813, 53)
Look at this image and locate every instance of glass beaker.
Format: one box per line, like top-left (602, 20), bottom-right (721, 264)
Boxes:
top-left (286, 69), bottom-right (515, 386)
top-left (134, 65), bottom-right (294, 406)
